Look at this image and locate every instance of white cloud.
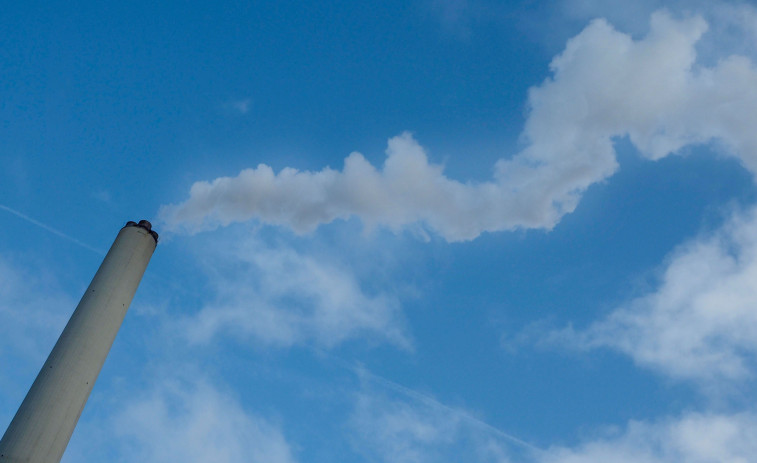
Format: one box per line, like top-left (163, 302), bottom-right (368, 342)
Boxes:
top-left (230, 98), bottom-right (251, 114)
top-left (220, 98), bottom-right (252, 115)
top-left (540, 412), bottom-right (757, 463)
top-left (349, 388), bottom-right (520, 463)
top-left (551, 206), bottom-right (757, 383)
top-left (109, 378), bottom-right (296, 463)
top-left (159, 11), bottom-right (757, 242)
top-left (0, 256), bottom-right (71, 363)
top-left (561, 0), bottom-right (757, 54)
top-left (92, 189), bottom-right (111, 203)
top-left (179, 235), bottom-right (409, 349)
top-left (351, 391), bottom-right (461, 462)
top-left (350, 386), bottom-right (757, 463)
top-left (0, 255), bottom-right (78, 435)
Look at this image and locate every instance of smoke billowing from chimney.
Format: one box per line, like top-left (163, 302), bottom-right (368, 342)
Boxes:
top-left (159, 13), bottom-right (757, 241)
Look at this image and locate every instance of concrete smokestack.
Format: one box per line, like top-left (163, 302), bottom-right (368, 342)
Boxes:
top-left (0, 220), bottom-right (158, 463)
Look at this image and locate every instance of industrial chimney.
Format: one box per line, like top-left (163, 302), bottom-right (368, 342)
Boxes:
top-left (0, 220), bottom-right (158, 463)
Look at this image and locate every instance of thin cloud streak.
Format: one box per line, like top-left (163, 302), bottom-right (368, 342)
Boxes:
top-left (0, 204), bottom-right (104, 255)
top-left (318, 350), bottom-right (542, 453)
top-left (356, 364), bottom-right (543, 453)
top-left (351, 369), bottom-right (757, 463)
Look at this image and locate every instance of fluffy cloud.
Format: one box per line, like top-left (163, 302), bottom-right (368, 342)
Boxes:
top-left (160, 12), bottom-right (757, 241)
top-left (562, 0), bottom-right (757, 56)
top-left (159, 131), bottom-right (546, 241)
top-left (179, 235), bottom-right (409, 349)
top-left (553, 206), bottom-right (757, 383)
top-left (109, 379), bottom-right (296, 463)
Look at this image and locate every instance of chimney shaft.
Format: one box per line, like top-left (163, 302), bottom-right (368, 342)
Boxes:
top-left (0, 221), bottom-right (157, 463)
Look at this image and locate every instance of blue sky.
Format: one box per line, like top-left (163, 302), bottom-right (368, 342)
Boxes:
top-left (3, 0), bottom-right (757, 461)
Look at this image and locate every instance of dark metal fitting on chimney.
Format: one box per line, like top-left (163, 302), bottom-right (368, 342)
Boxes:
top-left (124, 220), bottom-right (159, 243)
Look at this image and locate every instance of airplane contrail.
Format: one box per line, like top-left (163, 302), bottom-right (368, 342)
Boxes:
top-left (318, 350), bottom-right (544, 454)
top-left (355, 364), bottom-right (544, 453)
top-left (0, 204), bottom-right (105, 255)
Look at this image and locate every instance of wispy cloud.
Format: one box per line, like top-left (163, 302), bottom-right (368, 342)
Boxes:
top-left (92, 189), bottom-right (112, 203)
top-left (159, 12), bottom-right (757, 242)
top-left (349, 386), bottom-right (535, 463)
top-left (539, 412), bottom-right (757, 463)
top-left (548, 205), bottom-right (757, 385)
top-left (348, 361), bottom-right (540, 453)
top-left (0, 256), bottom-right (74, 429)
top-left (351, 384), bottom-right (757, 463)
top-left (100, 377), bottom-right (296, 463)
top-left (0, 256), bottom-right (72, 363)
top-left (223, 98), bottom-right (252, 115)
top-left (178, 234), bottom-right (410, 349)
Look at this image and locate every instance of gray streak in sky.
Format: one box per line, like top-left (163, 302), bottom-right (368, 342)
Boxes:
top-left (0, 204), bottom-right (104, 255)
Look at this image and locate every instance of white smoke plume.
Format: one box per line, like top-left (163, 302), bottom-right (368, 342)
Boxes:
top-left (159, 12), bottom-right (757, 241)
